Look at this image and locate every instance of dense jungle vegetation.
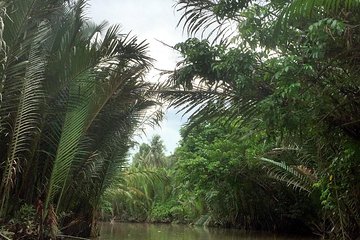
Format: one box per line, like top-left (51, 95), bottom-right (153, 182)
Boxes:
top-left (0, 0), bottom-right (160, 238)
top-left (0, 0), bottom-right (359, 239)
top-left (104, 0), bottom-right (360, 239)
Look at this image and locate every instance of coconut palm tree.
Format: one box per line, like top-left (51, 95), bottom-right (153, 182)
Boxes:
top-left (132, 135), bottom-right (167, 168)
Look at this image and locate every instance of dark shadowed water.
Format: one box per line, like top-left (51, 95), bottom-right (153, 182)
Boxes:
top-left (97, 222), bottom-right (317, 240)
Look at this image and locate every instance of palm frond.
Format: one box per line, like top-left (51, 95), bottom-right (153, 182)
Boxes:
top-left (176, 0), bottom-right (240, 43)
top-left (159, 83), bottom-right (260, 135)
top-left (259, 157), bottom-right (315, 193)
top-left (45, 67), bottom-right (96, 211)
top-left (103, 167), bottom-right (168, 217)
top-left (275, 0), bottom-right (360, 33)
top-left (50, 32), bottom-right (158, 212)
top-left (45, 40), bottom-right (107, 211)
top-left (0, 0), bottom-right (43, 101)
top-left (283, 0), bottom-right (360, 19)
top-left (82, 20), bottom-right (109, 43)
top-left (81, 91), bottom-right (160, 207)
top-left (0, 21), bottom-right (49, 215)
top-left (0, 3), bottom-right (6, 83)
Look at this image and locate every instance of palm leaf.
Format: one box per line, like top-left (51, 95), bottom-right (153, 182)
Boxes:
top-left (176, 0), bottom-right (239, 43)
top-left (159, 83), bottom-right (261, 135)
top-left (0, 21), bottom-right (49, 215)
top-left (275, 0), bottom-right (360, 34)
top-left (45, 64), bottom-right (97, 211)
top-left (283, 0), bottom-right (360, 18)
top-left (259, 157), bottom-right (315, 193)
top-left (77, 90), bottom-right (160, 209)
top-left (45, 5), bottom-right (138, 212)
top-left (45, 21), bottom-right (158, 213)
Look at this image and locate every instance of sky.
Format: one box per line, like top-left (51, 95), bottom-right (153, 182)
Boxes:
top-left (88, 0), bottom-right (188, 154)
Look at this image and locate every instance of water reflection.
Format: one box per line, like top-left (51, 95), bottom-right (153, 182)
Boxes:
top-left (97, 222), bottom-right (316, 240)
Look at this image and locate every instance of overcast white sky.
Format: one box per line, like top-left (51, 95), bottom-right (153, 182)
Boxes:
top-left (89, 0), bottom-right (188, 154)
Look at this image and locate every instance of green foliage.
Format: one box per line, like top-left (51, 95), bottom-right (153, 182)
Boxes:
top-left (260, 157), bottom-right (316, 193)
top-left (0, 0), bottom-right (160, 238)
top-left (160, 0), bottom-right (360, 238)
top-left (102, 136), bottom-right (171, 223)
top-left (132, 135), bottom-right (167, 168)
top-left (170, 120), bottom-right (319, 231)
top-left (1, 0), bottom-right (359, 239)
top-left (149, 202), bottom-right (185, 223)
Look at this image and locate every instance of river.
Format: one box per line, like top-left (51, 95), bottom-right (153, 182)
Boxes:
top-left (97, 222), bottom-right (316, 240)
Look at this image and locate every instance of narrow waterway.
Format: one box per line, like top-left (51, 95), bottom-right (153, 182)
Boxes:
top-left (97, 222), bottom-right (316, 240)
